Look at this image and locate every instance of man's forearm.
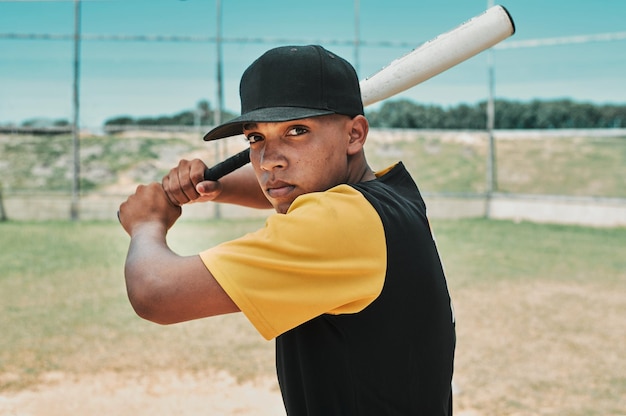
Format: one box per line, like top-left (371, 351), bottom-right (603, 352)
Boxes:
top-left (123, 221), bottom-right (239, 324)
top-left (124, 222), bottom-right (177, 321)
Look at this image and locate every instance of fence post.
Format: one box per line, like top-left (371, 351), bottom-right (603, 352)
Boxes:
top-left (0, 183), bottom-right (7, 222)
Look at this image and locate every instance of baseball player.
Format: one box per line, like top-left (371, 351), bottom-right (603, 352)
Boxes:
top-left (119, 45), bottom-right (456, 415)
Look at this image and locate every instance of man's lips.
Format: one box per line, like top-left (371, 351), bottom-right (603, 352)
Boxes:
top-left (265, 181), bottom-right (295, 198)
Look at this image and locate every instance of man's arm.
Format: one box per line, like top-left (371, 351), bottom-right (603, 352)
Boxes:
top-left (119, 182), bottom-right (239, 324)
top-left (162, 159), bottom-right (271, 209)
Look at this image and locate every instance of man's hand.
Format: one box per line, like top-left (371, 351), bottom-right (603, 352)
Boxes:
top-left (118, 182), bottom-right (182, 236)
top-left (162, 159), bottom-right (223, 206)
top-left (162, 158), bottom-right (272, 210)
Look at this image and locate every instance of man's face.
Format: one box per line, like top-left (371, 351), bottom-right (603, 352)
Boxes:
top-left (243, 114), bottom-right (353, 214)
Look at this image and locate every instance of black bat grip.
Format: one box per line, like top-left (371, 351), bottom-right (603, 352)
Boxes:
top-left (203, 148), bottom-right (251, 181)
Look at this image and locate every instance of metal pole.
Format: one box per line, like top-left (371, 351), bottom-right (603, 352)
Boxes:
top-left (485, 0), bottom-right (497, 218)
top-left (486, 49), bottom-right (496, 186)
top-left (215, 0), bottom-right (223, 128)
top-left (353, 0), bottom-right (360, 76)
top-left (213, 0), bottom-right (223, 219)
top-left (0, 183), bottom-right (7, 221)
top-left (70, 0), bottom-right (81, 220)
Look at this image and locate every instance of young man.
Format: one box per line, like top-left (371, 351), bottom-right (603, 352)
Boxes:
top-left (118, 45), bottom-right (456, 415)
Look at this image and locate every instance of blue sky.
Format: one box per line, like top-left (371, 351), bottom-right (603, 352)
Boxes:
top-left (1, 0), bottom-right (625, 127)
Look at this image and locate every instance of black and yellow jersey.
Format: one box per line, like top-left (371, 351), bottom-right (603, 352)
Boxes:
top-left (200, 162), bottom-right (455, 415)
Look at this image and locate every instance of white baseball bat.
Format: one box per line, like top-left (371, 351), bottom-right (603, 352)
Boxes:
top-left (360, 5), bottom-right (515, 106)
top-left (204, 5), bottom-right (515, 181)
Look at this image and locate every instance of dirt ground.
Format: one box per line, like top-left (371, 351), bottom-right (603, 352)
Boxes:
top-left (1, 280), bottom-right (624, 416)
top-left (0, 370), bottom-right (284, 416)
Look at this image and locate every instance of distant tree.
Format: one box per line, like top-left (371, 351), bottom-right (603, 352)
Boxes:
top-left (446, 103), bottom-right (485, 129)
top-left (104, 116), bottom-right (134, 126)
top-left (169, 111), bottom-right (196, 126)
top-left (197, 100), bottom-right (212, 125)
top-left (493, 99), bottom-right (521, 129)
top-left (103, 99), bottom-right (625, 130)
top-left (599, 104), bottom-right (625, 128)
top-left (53, 119), bottom-right (70, 126)
top-left (102, 99), bottom-right (237, 128)
top-left (368, 100), bottom-right (427, 128)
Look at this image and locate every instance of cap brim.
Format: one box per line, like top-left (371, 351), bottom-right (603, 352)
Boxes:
top-left (203, 107), bottom-right (335, 141)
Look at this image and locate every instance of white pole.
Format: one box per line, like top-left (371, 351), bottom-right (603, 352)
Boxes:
top-left (71, 0), bottom-right (81, 220)
top-left (485, 0), bottom-right (497, 218)
top-left (354, 0), bottom-right (360, 76)
top-left (214, 0), bottom-right (223, 219)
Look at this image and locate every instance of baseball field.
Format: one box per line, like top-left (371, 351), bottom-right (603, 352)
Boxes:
top-left (0, 217), bottom-right (624, 415)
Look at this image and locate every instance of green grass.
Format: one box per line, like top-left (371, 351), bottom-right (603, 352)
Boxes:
top-left (496, 136), bottom-right (626, 197)
top-left (0, 218), bottom-right (624, 414)
top-left (2, 132), bottom-right (626, 197)
top-left (0, 219), bottom-right (267, 389)
top-left (364, 132), bottom-right (626, 197)
top-left (365, 136), bottom-right (488, 193)
top-left (0, 135), bottom-right (198, 192)
top-left (432, 218), bottom-right (626, 286)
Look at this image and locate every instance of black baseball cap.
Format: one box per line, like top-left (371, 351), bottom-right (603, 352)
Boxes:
top-left (203, 45), bottom-right (364, 141)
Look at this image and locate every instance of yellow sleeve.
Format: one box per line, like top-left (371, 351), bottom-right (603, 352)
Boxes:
top-left (199, 185), bottom-right (387, 340)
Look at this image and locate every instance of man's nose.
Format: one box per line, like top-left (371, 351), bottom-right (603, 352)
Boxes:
top-left (259, 139), bottom-right (286, 171)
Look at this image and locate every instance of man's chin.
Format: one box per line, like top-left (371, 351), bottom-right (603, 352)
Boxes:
top-left (271, 199), bottom-right (294, 215)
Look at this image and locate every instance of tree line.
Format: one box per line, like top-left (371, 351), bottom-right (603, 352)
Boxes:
top-left (103, 100), bottom-right (236, 133)
top-left (366, 98), bottom-right (625, 129)
top-left (102, 98), bottom-right (625, 130)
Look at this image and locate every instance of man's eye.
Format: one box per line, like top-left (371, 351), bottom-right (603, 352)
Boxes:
top-left (246, 134), bottom-right (263, 144)
top-left (287, 127), bottom-right (308, 136)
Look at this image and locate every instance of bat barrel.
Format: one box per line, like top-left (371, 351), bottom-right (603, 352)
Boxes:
top-left (360, 5), bottom-right (515, 107)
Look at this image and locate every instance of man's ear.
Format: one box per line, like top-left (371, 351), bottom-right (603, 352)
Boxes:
top-left (347, 115), bottom-right (369, 156)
